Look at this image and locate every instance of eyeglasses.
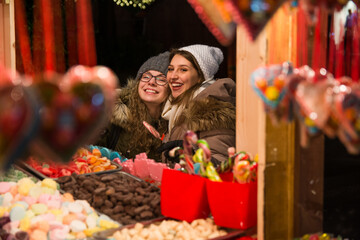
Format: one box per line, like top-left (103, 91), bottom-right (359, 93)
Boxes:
top-left (140, 72), bottom-right (168, 86)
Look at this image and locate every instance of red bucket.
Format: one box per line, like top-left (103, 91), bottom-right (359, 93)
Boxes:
top-left (161, 169), bottom-right (210, 222)
top-left (206, 173), bottom-right (257, 230)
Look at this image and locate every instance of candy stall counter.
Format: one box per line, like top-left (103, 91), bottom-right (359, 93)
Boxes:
top-left (92, 217), bottom-right (253, 240)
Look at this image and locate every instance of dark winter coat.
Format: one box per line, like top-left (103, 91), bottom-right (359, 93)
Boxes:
top-left (164, 78), bottom-right (236, 164)
top-left (96, 79), bottom-right (168, 161)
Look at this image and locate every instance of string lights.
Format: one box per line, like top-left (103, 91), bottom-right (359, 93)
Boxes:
top-left (113, 0), bottom-right (155, 9)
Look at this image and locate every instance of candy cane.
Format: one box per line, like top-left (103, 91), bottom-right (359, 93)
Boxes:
top-left (182, 131), bottom-right (198, 174)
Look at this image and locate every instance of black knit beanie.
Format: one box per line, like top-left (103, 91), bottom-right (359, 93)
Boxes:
top-left (136, 51), bottom-right (170, 80)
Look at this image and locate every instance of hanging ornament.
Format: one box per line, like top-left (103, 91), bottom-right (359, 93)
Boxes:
top-left (113, 0), bottom-right (155, 9)
top-left (187, 0), bottom-right (237, 46)
top-left (224, 0), bottom-right (287, 41)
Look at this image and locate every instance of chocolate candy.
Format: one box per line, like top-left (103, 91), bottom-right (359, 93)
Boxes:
top-left (57, 173), bottom-right (161, 225)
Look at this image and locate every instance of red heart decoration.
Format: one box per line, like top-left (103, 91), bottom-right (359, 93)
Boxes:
top-left (294, 67), bottom-right (338, 138)
top-left (333, 81), bottom-right (360, 154)
top-left (225, 0), bottom-right (287, 41)
top-left (30, 65), bottom-right (117, 162)
top-left (187, 0), bottom-right (237, 45)
top-left (0, 66), bottom-right (40, 170)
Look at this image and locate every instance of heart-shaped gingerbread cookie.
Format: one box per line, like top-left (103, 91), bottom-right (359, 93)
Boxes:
top-left (30, 65), bottom-right (117, 162)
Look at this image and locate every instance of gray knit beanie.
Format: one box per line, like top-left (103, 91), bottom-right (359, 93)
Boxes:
top-left (136, 51), bottom-right (170, 80)
top-left (180, 44), bottom-right (224, 81)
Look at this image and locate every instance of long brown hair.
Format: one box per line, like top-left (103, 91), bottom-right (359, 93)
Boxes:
top-left (168, 49), bottom-right (205, 106)
top-left (125, 80), bottom-right (169, 159)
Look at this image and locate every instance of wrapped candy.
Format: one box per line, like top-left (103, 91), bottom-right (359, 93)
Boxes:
top-left (332, 82), bottom-right (360, 154)
top-left (289, 66), bottom-right (338, 147)
top-left (231, 149), bottom-right (258, 184)
top-left (251, 62), bottom-right (294, 125)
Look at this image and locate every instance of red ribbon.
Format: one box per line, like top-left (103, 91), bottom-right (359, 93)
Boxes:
top-left (335, 21), bottom-right (345, 78)
top-left (14, 0), bottom-right (34, 76)
top-left (40, 0), bottom-right (56, 71)
top-left (32, 0), bottom-right (45, 75)
top-left (52, 0), bottom-right (66, 73)
top-left (312, 8), bottom-right (322, 70)
top-left (351, 22), bottom-right (359, 82)
top-left (327, 14), bottom-right (335, 75)
top-left (65, 0), bottom-right (79, 68)
top-left (76, 0), bottom-right (97, 66)
top-left (297, 3), bottom-right (308, 67)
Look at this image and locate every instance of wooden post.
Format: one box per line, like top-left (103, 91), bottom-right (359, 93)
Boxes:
top-left (0, 0), bottom-right (15, 69)
top-left (264, 5), bottom-right (297, 240)
top-left (237, 3), bottom-right (299, 239)
top-left (236, 24), bottom-right (267, 239)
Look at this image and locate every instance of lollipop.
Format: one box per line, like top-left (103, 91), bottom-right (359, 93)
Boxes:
top-left (229, 150), bottom-right (258, 183)
top-left (192, 137), bottom-right (221, 181)
top-left (182, 131), bottom-right (198, 174)
top-left (233, 160), bottom-right (251, 183)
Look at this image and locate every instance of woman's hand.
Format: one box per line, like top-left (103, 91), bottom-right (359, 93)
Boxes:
top-left (157, 140), bottom-right (184, 163)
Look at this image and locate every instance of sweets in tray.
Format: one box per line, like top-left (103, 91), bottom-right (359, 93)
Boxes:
top-left (0, 176), bottom-right (120, 240)
top-left (18, 147), bottom-right (122, 179)
top-left (56, 171), bottom-right (162, 226)
top-left (92, 217), bottom-right (248, 240)
top-left (0, 165), bottom-right (38, 183)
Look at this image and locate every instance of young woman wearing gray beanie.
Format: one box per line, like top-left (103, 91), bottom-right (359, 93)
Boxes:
top-left (96, 51), bottom-right (170, 161)
top-left (158, 44), bottom-right (236, 166)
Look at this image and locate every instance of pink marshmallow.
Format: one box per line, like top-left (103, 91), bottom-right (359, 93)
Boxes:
top-left (120, 160), bottom-right (135, 175)
top-left (38, 194), bottom-right (61, 209)
top-left (148, 161), bottom-right (167, 182)
top-left (37, 213), bottom-right (56, 222)
top-left (134, 158), bottom-right (150, 179)
top-left (49, 228), bottom-right (70, 240)
top-left (135, 152), bottom-right (148, 159)
top-left (22, 196), bottom-right (37, 206)
top-left (3, 220), bottom-right (19, 232)
top-left (0, 182), bottom-right (12, 194)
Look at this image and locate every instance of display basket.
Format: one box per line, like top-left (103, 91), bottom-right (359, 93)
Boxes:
top-left (91, 217), bottom-right (248, 240)
top-left (160, 169), bottom-right (210, 222)
top-left (206, 172), bottom-right (257, 230)
top-left (16, 160), bottom-right (122, 181)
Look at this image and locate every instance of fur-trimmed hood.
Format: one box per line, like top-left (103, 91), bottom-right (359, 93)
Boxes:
top-left (175, 97), bottom-right (235, 132)
top-left (165, 78), bottom-right (236, 163)
top-left (175, 78), bottom-right (236, 132)
top-left (110, 78), bottom-right (137, 128)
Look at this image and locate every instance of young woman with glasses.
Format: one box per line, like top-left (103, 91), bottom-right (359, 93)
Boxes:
top-left (96, 51), bottom-right (170, 161)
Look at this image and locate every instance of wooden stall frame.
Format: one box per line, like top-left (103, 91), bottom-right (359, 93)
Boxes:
top-left (0, 0), bottom-right (15, 69)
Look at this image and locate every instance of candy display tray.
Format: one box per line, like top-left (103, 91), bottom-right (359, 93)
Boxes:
top-left (15, 160), bottom-right (123, 181)
top-left (9, 164), bottom-right (42, 182)
top-left (90, 217), bottom-right (252, 240)
top-left (57, 171), bottom-right (162, 227)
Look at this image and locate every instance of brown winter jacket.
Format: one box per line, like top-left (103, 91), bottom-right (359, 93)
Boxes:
top-left (164, 78), bottom-right (236, 164)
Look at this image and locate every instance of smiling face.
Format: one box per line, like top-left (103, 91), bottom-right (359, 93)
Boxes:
top-left (167, 54), bottom-right (201, 99)
top-left (138, 70), bottom-right (169, 106)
